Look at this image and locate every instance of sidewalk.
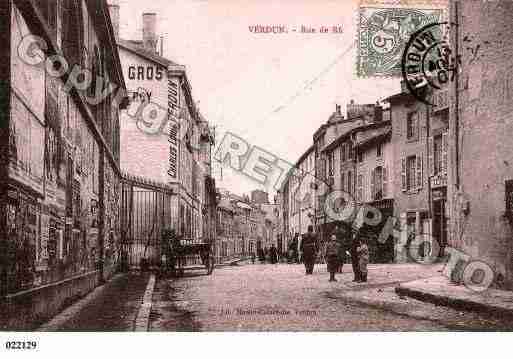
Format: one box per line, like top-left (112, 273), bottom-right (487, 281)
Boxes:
top-left (38, 272), bottom-right (153, 331)
top-left (396, 276), bottom-right (513, 319)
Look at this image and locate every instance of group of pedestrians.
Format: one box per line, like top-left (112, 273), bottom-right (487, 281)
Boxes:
top-left (326, 224), bottom-right (369, 282)
top-left (299, 223), bottom-right (370, 283)
top-left (256, 244), bottom-right (279, 264)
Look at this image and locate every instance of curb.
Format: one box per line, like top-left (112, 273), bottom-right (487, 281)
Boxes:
top-left (134, 273), bottom-right (156, 331)
top-left (37, 274), bottom-right (123, 331)
top-left (395, 284), bottom-right (513, 320)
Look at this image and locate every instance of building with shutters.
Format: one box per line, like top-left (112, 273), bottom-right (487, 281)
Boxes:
top-left (315, 102), bottom-right (387, 241)
top-left (321, 114), bottom-right (394, 262)
top-left (0, 0), bottom-right (127, 329)
top-left (215, 189), bottom-right (277, 262)
top-left (384, 82), bottom-right (449, 263)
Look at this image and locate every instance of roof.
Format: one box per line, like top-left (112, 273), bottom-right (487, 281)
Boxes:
top-left (118, 39), bottom-right (178, 68)
top-left (295, 144), bottom-right (315, 168)
top-left (218, 198), bottom-right (234, 212)
top-left (355, 125), bottom-right (392, 149)
top-left (321, 120), bottom-right (391, 153)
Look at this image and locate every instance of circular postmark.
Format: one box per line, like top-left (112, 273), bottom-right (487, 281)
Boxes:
top-left (401, 22), bottom-right (458, 105)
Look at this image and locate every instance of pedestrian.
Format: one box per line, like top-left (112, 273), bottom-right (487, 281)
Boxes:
top-left (269, 244), bottom-right (278, 264)
top-left (291, 233), bottom-right (299, 263)
top-left (300, 225), bottom-right (318, 275)
top-left (333, 223), bottom-right (348, 273)
top-left (325, 234), bottom-right (341, 282)
top-left (357, 238), bottom-right (369, 282)
top-left (258, 247), bottom-right (265, 263)
top-left (349, 227), bottom-right (361, 282)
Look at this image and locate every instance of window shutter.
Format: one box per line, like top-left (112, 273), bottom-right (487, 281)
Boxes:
top-left (401, 158), bottom-right (407, 192)
top-left (370, 168), bottom-right (375, 200)
top-left (416, 154), bottom-right (423, 189)
top-left (428, 136), bottom-right (434, 176)
top-left (383, 167), bottom-right (388, 197)
top-left (442, 132), bottom-right (448, 174)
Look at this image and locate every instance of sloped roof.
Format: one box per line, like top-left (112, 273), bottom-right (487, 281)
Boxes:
top-left (322, 120), bottom-right (391, 153)
top-left (355, 125), bottom-right (392, 148)
top-left (218, 198), bottom-right (234, 212)
top-left (118, 39), bottom-right (179, 68)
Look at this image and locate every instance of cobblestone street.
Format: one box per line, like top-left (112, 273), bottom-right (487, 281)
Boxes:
top-left (149, 263), bottom-right (513, 331)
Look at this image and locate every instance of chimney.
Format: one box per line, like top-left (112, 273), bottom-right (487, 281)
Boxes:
top-left (108, 0), bottom-right (119, 40)
top-left (142, 12), bottom-right (158, 53)
top-left (335, 104), bottom-right (341, 115)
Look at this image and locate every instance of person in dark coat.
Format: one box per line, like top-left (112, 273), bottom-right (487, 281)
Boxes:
top-left (326, 234), bottom-right (341, 282)
top-left (300, 225), bottom-right (318, 275)
top-left (290, 233), bottom-right (299, 263)
top-left (333, 223), bottom-right (348, 273)
top-left (357, 238), bottom-right (369, 282)
top-left (258, 247), bottom-right (265, 263)
top-left (349, 227), bottom-right (362, 282)
top-left (269, 244), bottom-right (278, 264)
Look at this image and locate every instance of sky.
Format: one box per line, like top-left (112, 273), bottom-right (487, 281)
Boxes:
top-left (118, 0), bottom-right (400, 197)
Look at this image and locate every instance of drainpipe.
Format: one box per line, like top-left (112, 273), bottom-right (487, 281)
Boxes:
top-left (454, 0), bottom-right (461, 189)
top-left (426, 104), bottom-right (432, 219)
top-left (98, 147), bottom-right (105, 284)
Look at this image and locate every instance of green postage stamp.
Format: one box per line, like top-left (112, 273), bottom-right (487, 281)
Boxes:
top-left (358, 6), bottom-right (443, 77)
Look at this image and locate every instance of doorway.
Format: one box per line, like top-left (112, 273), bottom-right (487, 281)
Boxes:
top-left (432, 198), bottom-right (447, 257)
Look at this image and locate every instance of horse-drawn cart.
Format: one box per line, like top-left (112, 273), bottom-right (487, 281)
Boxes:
top-left (163, 235), bottom-right (215, 277)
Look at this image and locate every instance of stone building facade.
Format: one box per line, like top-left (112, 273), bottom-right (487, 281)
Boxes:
top-left (0, 0), bottom-right (126, 329)
top-left (215, 189), bottom-right (278, 262)
top-left (447, 0), bottom-right (513, 287)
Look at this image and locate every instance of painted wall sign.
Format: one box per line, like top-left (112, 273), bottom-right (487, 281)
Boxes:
top-left (167, 78), bottom-right (180, 180)
top-left (127, 65), bottom-right (164, 81)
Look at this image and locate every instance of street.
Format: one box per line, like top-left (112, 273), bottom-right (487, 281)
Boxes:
top-left (148, 263), bottom-right (513, 331)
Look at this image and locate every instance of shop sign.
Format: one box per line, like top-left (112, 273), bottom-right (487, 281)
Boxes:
top-left (430, 174), bottom-right (447, 188)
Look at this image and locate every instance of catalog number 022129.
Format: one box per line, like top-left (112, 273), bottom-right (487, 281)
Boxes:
top-left (5, 341), bottom-right (37, 350)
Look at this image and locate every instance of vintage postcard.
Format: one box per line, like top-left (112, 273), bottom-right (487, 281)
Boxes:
top-left (1, 0), bottom-right (513, 355)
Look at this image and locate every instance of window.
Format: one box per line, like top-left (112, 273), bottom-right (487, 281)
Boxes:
top-left (402, 155), bottom-right (423, 192)
top-left (357, 150), bottom-right (364, 163)
top-left (407, 112), bottom-right (419, 141)
top-left (328, 151), bottom-right (334, 176)
top-left (372, 167), bottom-right (383, 200)
top-left (347, 171), bottom-right (353, 194)
top-left (433, 135), bottom-right (443, 174)
top-left (407, 156), bottom-right (416, 190)
top-left (429, 133), bottom-right (448, 176)
top-left (376, 142), bottom-right (383, 158)
top-left (341, 172), bottom-right (345, 192)
top-left (348, 142), bottom-right (354, 160)
top-left (340, 144), bottom-right (346, 163)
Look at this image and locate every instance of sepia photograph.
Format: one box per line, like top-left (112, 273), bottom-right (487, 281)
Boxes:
top-left (0, 0), bottom-right (513, 356)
